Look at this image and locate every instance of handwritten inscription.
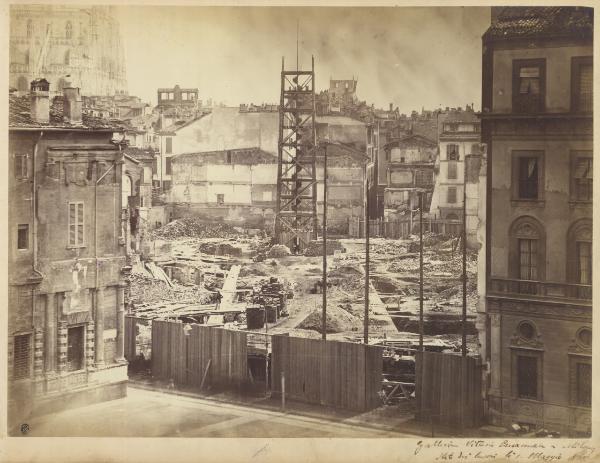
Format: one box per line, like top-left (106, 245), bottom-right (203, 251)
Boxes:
top-left (413, 440), bottom-right (596, 462)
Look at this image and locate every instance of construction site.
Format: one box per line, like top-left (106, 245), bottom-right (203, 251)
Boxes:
top-left (121, 57), bottom-right (484, 430)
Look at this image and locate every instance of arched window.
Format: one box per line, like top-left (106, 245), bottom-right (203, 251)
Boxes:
top-left (567, 219), bottom-right (592, 285)
top-left (27, 19), bottom-right (33, 38)
top-left (66, 21), bottom-right (72, 39)
top-left (509, 216), bottom-right (546, 281)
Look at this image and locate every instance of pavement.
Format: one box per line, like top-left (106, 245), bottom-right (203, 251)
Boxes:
top-left (23, 386), bottom-right (414, 438)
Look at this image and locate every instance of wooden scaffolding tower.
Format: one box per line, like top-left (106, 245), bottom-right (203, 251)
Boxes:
top-left (275, 56), bottom-right (318, 252)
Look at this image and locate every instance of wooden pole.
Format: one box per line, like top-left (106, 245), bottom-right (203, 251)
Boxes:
top-left (322, 145), bottom-right (327, 340)
top-left (364, 177), bottom-right (370, 345)
top-left (419, 192), bottom-right (424, 352)
top-left (281, 371), bottom-right (286, 411)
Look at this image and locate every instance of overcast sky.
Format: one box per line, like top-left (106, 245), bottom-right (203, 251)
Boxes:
top-left (116, 6), bottom-right (490, 114)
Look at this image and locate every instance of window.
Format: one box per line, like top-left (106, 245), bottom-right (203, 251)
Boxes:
top-left (165, 137), bottom-right (172, 154)
top-left (165, 157), bottom-right (172, 175)
top-left (182, 93), bottom-right (188, 100)
top-left (575, 363), bottom-right (591, 407)
top-left (27, 19), bottom-right (33, 38)
top-left (510, 216), bottom-right (545, 283)
top-left (163, 180), bottom-right (172, 191)
top-left (400, 157), bottom-right (405, 163)
top-left (13, 334), bottom-right (31, 380)
top-left (415, 170), bottom-right (433, 186)
top-left (518, 321), bottom-right (536, 340)
top-left (168, 93), bottom-right (174, 100)
top-left (512, 151), bottom-right (543, 201)
top-left (577, 241), bottom-right (592, 285)
top-left (226, 151), bottom-right (232, 164)
top-left (517, 355), bottom-right (538, 399)
top-left (513, 59), bottom-right (546, 113)
top-left (17, 224), bottom-right (29, 250)
top-left (518, 157), bottom-right (538, 199)
top-left (14, 154), bottom-right (28, 179)
top-left (448, 161), bottom-right (457, 180)
top-left (570, 153), bottom-right (592, 202)
top-left (68, 202), bottom-right (84, 247)
top-left (67, 326), bottom-right (84, 372)
top-left (447, 144), bottom-right (459, 160)
top-left (65, 21), bottom-right (72, 39)
top-left (447, 187), bottom-right (457, 204)
top-left (518, 239), bottom-right (538, 280)
top-left (217, 194), bottom-right (225, 205)
top-left (577, 328), bottom-right (592, 349)
top-left (571, 57), bottom-right (593, 113)
top-left (64, 50), bottom-right (70, 65)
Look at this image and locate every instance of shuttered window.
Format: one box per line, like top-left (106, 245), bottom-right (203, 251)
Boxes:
top-left (572, 57), bottom-right (593, 113)
top-left (14, 154), bottom-right (28, 179)
top-left (448, 161), bottom-right (457, 180)
top-left (68, 202), bottom-right (85, 247)
top-left (13, 334), bottom-right (32, 380)
top-left (447, 187), bottom-right (457, 204)
top-left (577, 241), bottom-right (592, 285)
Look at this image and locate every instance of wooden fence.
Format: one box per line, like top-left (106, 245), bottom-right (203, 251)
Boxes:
top-left (415, 351), bottom-right (483, 429)
top-left (349, 217), bottom-right (463, 239)
top-left (124, 316), bottom-right (153, 361)
top-left (151, 320), bottom-right (248, 389)
top-left (270, 335), bottom-right (383, 412)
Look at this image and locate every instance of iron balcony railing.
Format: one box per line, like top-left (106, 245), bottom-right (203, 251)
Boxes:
top-left (488, 277), bottom-right (592, 302)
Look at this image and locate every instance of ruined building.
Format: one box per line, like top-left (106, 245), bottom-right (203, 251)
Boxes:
top-left (9, 5), bottom-right (127, 95)
top-left (480, 6), bottom-right (593, 435)
top-left (8, 79), bottom-right (130, 428)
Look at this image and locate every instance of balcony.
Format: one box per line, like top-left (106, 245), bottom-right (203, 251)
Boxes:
top-left (489, 278), bottom-right (592, 303)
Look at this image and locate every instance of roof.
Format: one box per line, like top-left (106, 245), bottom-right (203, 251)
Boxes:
top-left (485, 7), bottom-right (593, 40)
top-left (161, 113), bottom-right (207, 133)
top-left (123, 147), bottom-right (157, 160)
top-left (173, 148), bottom-right (276, 165)
top-left (384, 134), bottom-right (438, 150)
top-left (315, 115), bottom-right (365, 127)
top-left (440, 109), bottom-right (479, 124)
top-left (9, 95), bottom-right (126, 131)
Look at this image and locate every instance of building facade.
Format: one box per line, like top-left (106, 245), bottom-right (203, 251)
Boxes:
top-left (8, 80), bottom-right (129, 429)
top-left (383, 134), bottom-right (437, 213)
top-left (480, 7), bottom-right (593, 435)
top-left (9, 5), bottom-right (127, 95)
top-left (430, 108), bottom-right (481, 221)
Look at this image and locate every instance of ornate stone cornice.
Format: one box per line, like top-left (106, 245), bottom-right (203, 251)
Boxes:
top-left (487, 296), bottom-right (592, 321)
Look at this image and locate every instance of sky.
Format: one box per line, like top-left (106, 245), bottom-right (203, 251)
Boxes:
top-left (116, 6), bottom-right (491, 114)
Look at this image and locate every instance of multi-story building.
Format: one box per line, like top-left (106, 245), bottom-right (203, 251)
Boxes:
top-left (382, 134), bottom-right (437, 213)
top-left (156, 85), bottom-right (199, 115)
top-left (430, 107), bottom-right (481, 221)
top-left (9, 5), bottom-right (127, 95)
top-left (328, 78), bottom-right (358, 114)
top-left (8, 79), bottom-right (130, 430)
top-left (480, 6), bottom-right (593, 435)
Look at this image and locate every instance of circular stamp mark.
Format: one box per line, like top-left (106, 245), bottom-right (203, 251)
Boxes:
top-left (20, 423), bottom-right (30, 435)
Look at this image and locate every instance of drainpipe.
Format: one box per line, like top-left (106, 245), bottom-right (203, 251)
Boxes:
top-left (31, 131), bottom-right (44, 280)
top-left (95, 157), bottom-right (117, 289)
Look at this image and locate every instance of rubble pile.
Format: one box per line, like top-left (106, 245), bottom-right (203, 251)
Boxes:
top-left (151, 217), bottom-right (241, 240)
top-left (297, 304), bottom-right (361, 334)
top-left (303, 239), bottom-right (345, 257)
top-left (129, 273), bottom-right (213, 306)
top-left (266, 244), bottom-right (291, 258)
top-left (198, 241), bottom-right (242, 257)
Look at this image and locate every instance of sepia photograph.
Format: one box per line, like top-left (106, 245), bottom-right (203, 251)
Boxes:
top-left (4, 1), bottom-right (596, 456)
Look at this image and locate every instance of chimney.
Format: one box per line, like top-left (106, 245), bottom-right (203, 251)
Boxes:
top-left (30, 78), bottom-right (50, 124)
top-left (389, 103), bottom-right (393, 112)
top-left (63, 81), bottom-right (83, 124)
